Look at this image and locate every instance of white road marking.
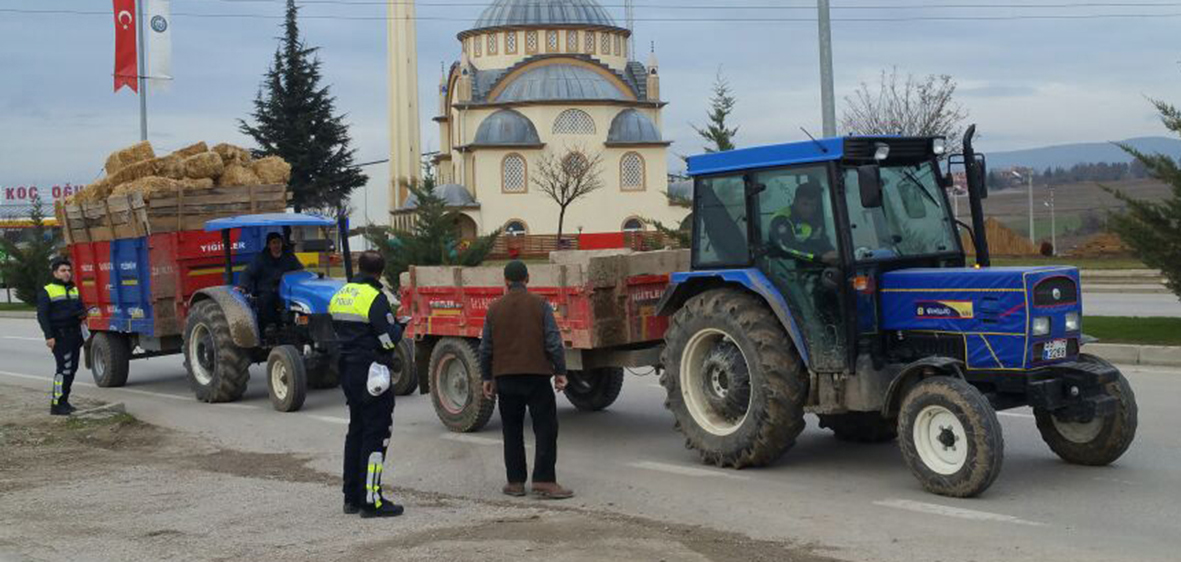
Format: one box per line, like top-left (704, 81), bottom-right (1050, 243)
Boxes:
top-left (1093, 477), bottom-right (1138, 486)
top-left (628, 461), bottom-right (750, 481)
top-left (0, 369), bottom-right (192, 402)
top-left (216, 402), bottom-right (260, 410)
top-left (647, 383), bottom-right (665, 390)
top-left (1, 336), bottom-right (47, 342)
top-left (0, 370), bottom-right (50, 383)
top-left (440, 433), bottom-right (503, 446)
top-left (998, 412), bottom-right (1036, 419)
top-left (116, 388), bottom-right (192, 402)
top-left (308, 415), bottom-right (350, 425)
top-left (874, 499), bottom-right (1046, 527)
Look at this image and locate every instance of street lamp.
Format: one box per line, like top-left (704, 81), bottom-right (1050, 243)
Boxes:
top-left (1044, 190), bottom-right (1057, 257)
top-left (1010, 170), bottom-right (1035, 245)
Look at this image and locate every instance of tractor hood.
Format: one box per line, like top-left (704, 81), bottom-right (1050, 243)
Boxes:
top-left (880, 266), bottom-right (1082, 370)
top-left (280, 271), bottom-right (345, 315)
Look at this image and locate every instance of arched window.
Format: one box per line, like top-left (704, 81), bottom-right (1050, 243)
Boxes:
top-left (502, 153), bottom-right (527, 193)
top-left (623, 218), bottom-right (645, 232)
top-left (505, 220), bottom-right (529, 236)
top-left (601, 33), bottom-right (612, 55)
top-left (620, 152), bottom-right (645, 191)
top-left (487, 33), bottom-right (498, 55)
top-left (506, 31), bottom-right (517, 54)
top-left (552, 109), bottom-right (596, 135)
top-left (585, 31), bottom-right (596, 54)
top-left (567, 30), bottom-right (579, 53)
top-left (546, 30), bottom-right (559, 52)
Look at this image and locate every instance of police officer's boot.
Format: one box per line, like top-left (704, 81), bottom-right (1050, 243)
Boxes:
top-left (359, 502), bottom-right (405, 518)
top-left (50, 403), bottom-right (70, 416)
top-left (343, 499), bottom-right (360, 515)
top-left (60, 401), bottom-right (77, 414)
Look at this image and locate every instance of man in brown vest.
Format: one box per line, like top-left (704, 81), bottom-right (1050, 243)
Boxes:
top-left (479, 260), bottom-right (574, 500)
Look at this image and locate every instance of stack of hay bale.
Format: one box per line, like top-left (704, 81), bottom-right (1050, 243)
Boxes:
top-left (70, 140), bottom-right (292, 204)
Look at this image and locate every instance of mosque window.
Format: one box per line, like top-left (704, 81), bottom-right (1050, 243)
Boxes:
top-left (487, 33), bottom-right (498, 55)
top-left (614, 35), bottom-right (621, 56)
top-left (526, 31), bottom-right (538, 54)
top-left (506, 31), bottom-right (517, 54)
top-left (622, 218), bottom-right (645, 232)
top-left (547, 30), bottom-right (559, 52)
top-left (585, 31), bottom-right (596, 54)
top-left (502, 154), bottom-right (527, 194)
top-left (553, 109), bottom-right (596, 135)
top-left (474, 35), bottom-right (482, 57)
top-left (567, 30), bottom-right (579, 53)
top-left (620, 152), bottom-right (645, 191)
top-left (505, 220), bottom-right (529, 236)
top-left (602, 33), bottom-right (612, 55)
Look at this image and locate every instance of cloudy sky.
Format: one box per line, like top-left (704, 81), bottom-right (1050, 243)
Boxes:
top-left (2, 0), bottom-right (1180, 223)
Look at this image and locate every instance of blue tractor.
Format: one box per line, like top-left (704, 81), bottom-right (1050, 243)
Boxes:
top-left (657, 128), bottom-right (1137, 497)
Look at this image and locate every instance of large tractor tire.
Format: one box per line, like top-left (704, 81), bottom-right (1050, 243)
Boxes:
top-left (660, 289), bottom-right (808, 469)
top-left (267, 345), bottom-right (307, 412)
top-left (89, 332), bottom-right (131, 388)
top-left (565, 368), bottom-right (625, 412)
top-left (391, 339), bottom-right (418, 396)
top-left (818, 412), bottom-right (898, 443)
top-left (183, 300), bottom-right (251, 403)
top-left (898, 377), bottom-right (1004, 498)
top-left (1034, 354), bottom-right (1137, 466)
top-left (428, 337), bottom-right (495, 433)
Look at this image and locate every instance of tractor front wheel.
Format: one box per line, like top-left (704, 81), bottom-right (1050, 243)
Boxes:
top-left (1034, 355), bottom-right (1137, 466)
top-left (898, 377), bottom-right (1004, 498)
top-left (267, 345), bottom-right (307, 412)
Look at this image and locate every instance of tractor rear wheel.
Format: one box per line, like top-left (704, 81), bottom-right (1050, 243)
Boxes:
top-left (391, 339), bottom-right (418, 396)
top-left (565, 368), bottom-right (625, 412)
top-left (818, 412), bottom-right (898, 443)
top-left (428, 337), bottom-right (495, 432)
top-left (898, 377), bottom-right (1004, 498)
top-left (1034, 354), bottom-right (1137, 466)
top-left (183, 300), bottom-right (251, 403)
top-left (660, 289), bottom-right (808, 469)
top-left (89, 332), bottom-right (131, 388)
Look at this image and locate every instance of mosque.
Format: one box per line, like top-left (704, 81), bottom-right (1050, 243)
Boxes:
top-left (387, 0), bottom-right (688, 238)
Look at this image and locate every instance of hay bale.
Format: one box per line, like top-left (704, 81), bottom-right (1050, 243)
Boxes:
top-left (153, 155), bottom-right (185, 179)
top-left (212, 143), bottom-right (253, 167)
top-left (183, 152), bottom-right (225, 179)
top-left (178, 178), bottom-right (215, 190)
top-left (252, 156), bottom-right (291, 185)
top-left (111, 176), bottom-right (180, 200)
top-left (77, 177), bottom-right (113, 203)
top-left (109, 159), bottom-right (158, 187)
top-left (218, 164), bottom-right (261, 187)
top-left (170, 142), bottom-right (208, 159)
top-left (104, 141), bottom-right (156, 175)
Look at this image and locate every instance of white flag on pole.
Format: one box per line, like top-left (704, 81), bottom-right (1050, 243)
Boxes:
top-left (146, 0), bottom-right (172, 91)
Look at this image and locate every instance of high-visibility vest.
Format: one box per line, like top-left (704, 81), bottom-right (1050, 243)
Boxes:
top-left (329, 283), bottom-right (381, 324)
top-left (44, 283), bottom-right (78, 302)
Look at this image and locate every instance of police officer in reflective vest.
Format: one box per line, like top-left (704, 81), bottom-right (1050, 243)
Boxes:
top-left (37, 257), bottom-right (88, 415)
top-left (329, 250), bottom-right (405, 518)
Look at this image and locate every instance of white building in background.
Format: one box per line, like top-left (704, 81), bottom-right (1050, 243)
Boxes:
top-left (391, 0), bottom-right (687, 237)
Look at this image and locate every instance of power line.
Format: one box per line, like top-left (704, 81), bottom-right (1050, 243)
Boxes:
top-left (174, 0), bottom-right (1181, 8)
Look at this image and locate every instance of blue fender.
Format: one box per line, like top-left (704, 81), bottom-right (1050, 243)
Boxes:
top-left (280, 271), bottom-right (345, 314)
top-left (659, 268), bottom-right (812, 368)
top-left (190, 286), bottom-right (260, 349)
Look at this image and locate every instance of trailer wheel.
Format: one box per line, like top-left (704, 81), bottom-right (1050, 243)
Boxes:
top-left (391, 339), bottom-right (418, 396)
top-left (660, 289), bottom-right (808, 469)
top-left (565, 368), bottom-right (625, 412)
top-left (267, 345), bottom-right (307, 412)
top-left (183, 300), bottom-right (251, 403)
top-left (428, 338), bottom-right (494, 432)
top-left (818, 412), bottom-right (898, 443)
top-left (898, 377), bottom-right (1004, 498)
top-left (90, 332), bottom-right (131, 388)
top-left (1034, 354), bottom-right (1137, 466)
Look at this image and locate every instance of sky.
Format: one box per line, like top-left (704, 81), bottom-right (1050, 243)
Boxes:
top-left (2, 0), bottom-right (1180, 226)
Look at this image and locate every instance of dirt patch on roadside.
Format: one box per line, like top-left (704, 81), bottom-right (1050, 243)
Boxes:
top-left (0, 385), bottom-right (837, 562)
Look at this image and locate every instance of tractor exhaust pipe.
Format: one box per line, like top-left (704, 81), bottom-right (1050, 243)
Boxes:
top-left (963, 125), bottom-right (991, 268)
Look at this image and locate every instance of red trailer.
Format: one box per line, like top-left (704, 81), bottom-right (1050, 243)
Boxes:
top-left (400, 250), bottom-right (689, 432)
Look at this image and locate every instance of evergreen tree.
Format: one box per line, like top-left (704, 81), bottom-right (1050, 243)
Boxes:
top-left (239, 0), bottom-right (366, 215)
top-left (692, 69), bottom-right (739, 153)
top-left (1104, 98), bottom-right (1181, 299)
top-left (0, 194), bottom-right (61, 304)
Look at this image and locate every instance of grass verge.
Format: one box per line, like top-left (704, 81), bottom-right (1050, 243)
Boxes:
top-left (991, 257), bottom-right (1149, 270)
top-left (0, 303), bottom-right (34, 312)
top-left (1085, 316), bottom-right (1181, 346)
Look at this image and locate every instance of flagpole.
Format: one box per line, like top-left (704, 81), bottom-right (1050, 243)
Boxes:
top-left (137, 0), bottom-right (148, 141)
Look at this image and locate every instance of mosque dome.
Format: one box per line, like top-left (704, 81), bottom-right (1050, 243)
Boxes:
top-left (607, 109), bottom-right (663, 145)
top-left (472, 0), bottom-right (619, 31)
top-left (473, 109), bottom-right (543, 146)
top-left (495, 64), bottom-right (630, 103)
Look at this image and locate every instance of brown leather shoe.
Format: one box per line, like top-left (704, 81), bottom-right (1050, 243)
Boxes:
top-left (502, 483), bottom-right (526, 497)
top-left (530, 482), bottom-right (574, 500)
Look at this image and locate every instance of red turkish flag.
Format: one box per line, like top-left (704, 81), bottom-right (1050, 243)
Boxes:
top-left (113, 0), bottom-right (138, 93)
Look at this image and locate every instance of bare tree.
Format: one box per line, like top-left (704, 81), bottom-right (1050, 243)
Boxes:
top-left (532, 147), bottom-right (604, 243)
top-left (841, 68), bottom-right (968, 148)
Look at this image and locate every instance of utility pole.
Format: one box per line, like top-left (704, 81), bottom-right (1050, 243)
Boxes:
top-left (137, 0), bottom-right (148, 141)
top-left (1012, 170), bottom-right (1036, 244)
top-left (1048, 186), bottom-right (1057, 256)
top-left (817, 0), bottom-right (837, 137)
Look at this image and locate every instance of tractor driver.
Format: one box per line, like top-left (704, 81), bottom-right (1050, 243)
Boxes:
top-left (236, 232), bottom-right (303, 334)
top-left (768, 181), bottom-right (837, 265)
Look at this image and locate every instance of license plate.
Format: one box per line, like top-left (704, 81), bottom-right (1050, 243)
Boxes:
top-left (1042, 339), bottom-right (1068, 361)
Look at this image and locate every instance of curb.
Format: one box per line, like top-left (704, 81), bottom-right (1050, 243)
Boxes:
top-left (0, 311), bottom-right (36, 319)
top-left (1086, 343), bottom-right (1181, 368)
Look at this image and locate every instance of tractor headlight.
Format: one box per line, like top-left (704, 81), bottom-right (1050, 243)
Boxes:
top-left (1032, 316), bottom-right (1051, 336)
top-left (933, 137), bottom-right (947, 156)
top-left (874, 143), bottom-right (891, 161)
top-left (1065, 312), bottom-right (1080, 332)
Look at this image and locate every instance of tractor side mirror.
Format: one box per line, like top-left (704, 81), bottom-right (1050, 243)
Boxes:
top-left (857, 165), bottom-right (883, 208)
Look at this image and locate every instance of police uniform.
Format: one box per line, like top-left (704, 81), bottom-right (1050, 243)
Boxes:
top-left (329, 274), bottom-right (405, 517)
top-left (37, 279), bottom-right (87, 415)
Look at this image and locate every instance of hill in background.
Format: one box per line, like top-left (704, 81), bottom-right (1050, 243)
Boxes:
top-left (988, 137), bottom-right (1181, 171)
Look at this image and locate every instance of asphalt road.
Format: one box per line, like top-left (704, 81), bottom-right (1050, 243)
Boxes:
top-left (1, 317), bottom-right (1178, 562)
top-left (1083, 291), bottom-right (1181, 318)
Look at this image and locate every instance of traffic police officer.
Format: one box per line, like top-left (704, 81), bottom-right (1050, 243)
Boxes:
top-left (37, 257), bottom-right (88, 415)
top-left (329, 250), bottom-right (405, 518)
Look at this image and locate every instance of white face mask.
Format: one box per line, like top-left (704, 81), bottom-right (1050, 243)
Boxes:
top-left (367, 363), bottom-right (391, 396)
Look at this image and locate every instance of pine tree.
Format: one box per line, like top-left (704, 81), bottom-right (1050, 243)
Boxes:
top-left (692, 69), bottom-right (739, 153)
top-left (239, 0), bottom-right (366, 215)
top-left (1104, 98), bottom-right (1181, 299)
top-left (0, 194), bottom-right (61, 304)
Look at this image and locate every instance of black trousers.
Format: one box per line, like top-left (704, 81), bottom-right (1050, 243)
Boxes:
top-left (255, 291), bottom-right (282, 332)
top-left (51, 334), bottom-right (83, 406)
top-left (340, 358), bottom-right (395, 507)
top-left (496, 375), bottom-right (558, 484)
